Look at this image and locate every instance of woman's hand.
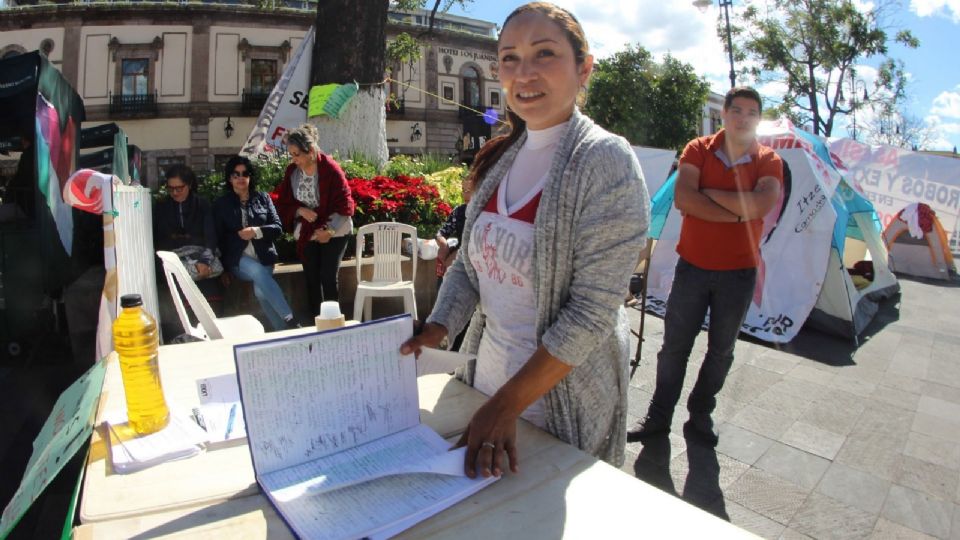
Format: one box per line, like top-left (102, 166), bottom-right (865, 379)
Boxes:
top-left (399, 322), bottom-right (447, 358)
top-left (195, 262), bottom-right (211, 278)
top-left (454, 396), bottom-right (520, 478)
top-left (298, 207), bottom-right (318, 223)
top-left (452, 347), bottom-right (573, 478)
top-left (238, 227), bottom-right (257, 241)
top-left (311, 229), bottom-right (333, 244)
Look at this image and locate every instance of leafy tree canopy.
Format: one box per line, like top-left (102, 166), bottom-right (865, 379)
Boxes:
top-left (730, 0), bottom-right (918, 136)
top-left (584, 45), bottom-right (711, 151)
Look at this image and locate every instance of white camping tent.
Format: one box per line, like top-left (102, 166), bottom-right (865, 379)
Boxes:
top-left (830, 138), bottom-right (960, 256)
top-left (633, 145), bottom-right (677, 197)
top-left (645, 119), bottom-right (899, 344)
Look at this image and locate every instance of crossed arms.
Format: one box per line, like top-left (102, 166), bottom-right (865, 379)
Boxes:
top-left (673, 162), bottom-right (781, 223)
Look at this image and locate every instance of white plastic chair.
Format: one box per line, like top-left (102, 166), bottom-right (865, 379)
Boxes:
top-left (155, 250), bottom-right (265, 340)
top-left (353, 222), bottom-right (418, 322)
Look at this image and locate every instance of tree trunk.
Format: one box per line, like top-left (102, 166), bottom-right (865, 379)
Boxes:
top-left (310, 0), bottom-right (389, 165)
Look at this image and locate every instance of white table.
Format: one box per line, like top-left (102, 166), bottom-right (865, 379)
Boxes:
top-left (76, 330), bottom-right (754, 538)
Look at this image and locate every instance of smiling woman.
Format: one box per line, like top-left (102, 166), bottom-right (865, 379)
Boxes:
top-left (401, 2), bottom-right (651, 477)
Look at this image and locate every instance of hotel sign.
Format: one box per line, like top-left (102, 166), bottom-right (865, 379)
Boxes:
top-left (437, 47), bottom-right (498, 63)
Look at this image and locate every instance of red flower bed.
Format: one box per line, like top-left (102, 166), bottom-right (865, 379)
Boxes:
top-left (348, 174), bottom-right (452, 241)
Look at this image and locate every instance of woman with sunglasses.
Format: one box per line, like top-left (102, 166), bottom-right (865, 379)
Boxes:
top-left (273, 123), bottom-right (355, 316)
top-left (213, 155), bottom-right (298, 331)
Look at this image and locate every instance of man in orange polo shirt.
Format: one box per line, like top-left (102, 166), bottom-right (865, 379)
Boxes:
top-left (628, 87), bottom-right (783, 446)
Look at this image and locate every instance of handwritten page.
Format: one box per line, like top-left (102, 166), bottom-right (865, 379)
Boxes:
top-left (275, 467), bottom-right (494, 540)
top-left (262, 424), bottom-right (467, 501)
top-left (234, 315), bottom-right (420, 475)
top-left (234, 315), bottom-right (498, 540)
top-left (195, 374), bottom-right (246, 442)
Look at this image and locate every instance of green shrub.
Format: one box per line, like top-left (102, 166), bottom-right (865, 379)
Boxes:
top-left (338, 151), bottom-right (380, 180)
top-left (382, 153), bottom-right (461, 178)
top-left (417, 153), bottom-right (460, 175)
top-left (424, 166), bottom-right (468, 208)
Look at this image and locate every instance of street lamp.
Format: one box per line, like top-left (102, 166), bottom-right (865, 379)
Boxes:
top-left (694, 0), bottom-right (737, 88)
top-left (839, 75), bottom-right (868, 141)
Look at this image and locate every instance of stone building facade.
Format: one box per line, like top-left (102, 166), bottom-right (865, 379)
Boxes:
top-left (0, 3), bottom-right (502, 187)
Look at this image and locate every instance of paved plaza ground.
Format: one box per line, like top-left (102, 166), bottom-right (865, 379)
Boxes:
top-left (1, 272), bottom-right (958, 538)
top-left (624, 274), bottom-right (960, 539)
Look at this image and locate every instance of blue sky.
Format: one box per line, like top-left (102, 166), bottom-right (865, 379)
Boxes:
top-left (448, 1), bottom-right (960, 152)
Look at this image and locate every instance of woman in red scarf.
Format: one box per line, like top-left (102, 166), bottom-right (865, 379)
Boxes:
top-left (273, 124), bottom-right (355, 316)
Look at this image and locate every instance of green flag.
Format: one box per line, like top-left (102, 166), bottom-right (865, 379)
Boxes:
top-left (308, 82), bottom-right (359, 119)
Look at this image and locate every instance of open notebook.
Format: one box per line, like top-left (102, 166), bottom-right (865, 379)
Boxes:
top-left (233, 314), bottom-right (496, 540)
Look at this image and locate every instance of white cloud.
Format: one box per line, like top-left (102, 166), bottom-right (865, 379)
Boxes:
top-left (910, 0), bottom-right (960, 22)
top-left (931, 86), bottom-right (960, 119)
top-left (924, 114), bottom-right (960, 150)
top-left (555, 0), bottom-right (734, 93)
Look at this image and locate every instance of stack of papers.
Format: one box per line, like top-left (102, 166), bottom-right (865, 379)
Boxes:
top-left (194, 374), bottom-right (246, 443)
top-left (105, 413), bottom-right (208, 474)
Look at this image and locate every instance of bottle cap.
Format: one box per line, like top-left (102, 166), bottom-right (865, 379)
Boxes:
top-left (120, 294), bottom-right (143, 308)
top-left (319, 301), bottom-right (342, 319)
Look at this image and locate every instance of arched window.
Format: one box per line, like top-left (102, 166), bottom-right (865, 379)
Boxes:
top-left (462, 66), bottom-right (481, 109)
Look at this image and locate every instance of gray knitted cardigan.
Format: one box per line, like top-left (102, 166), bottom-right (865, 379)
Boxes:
top-left (426, 109), bottom-right (650, 466)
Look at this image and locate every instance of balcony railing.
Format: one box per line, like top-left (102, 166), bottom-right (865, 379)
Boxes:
top-left (109, 92), bottom-right (158, 115)
top-left (242, 89), bottom-right (270, 115)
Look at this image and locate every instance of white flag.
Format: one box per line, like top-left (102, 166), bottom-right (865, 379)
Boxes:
top-left (240, 27), bottom-right (314, 159)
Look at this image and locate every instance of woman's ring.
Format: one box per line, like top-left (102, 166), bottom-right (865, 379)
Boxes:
top-left (481, 441), bottom-right (496, 450)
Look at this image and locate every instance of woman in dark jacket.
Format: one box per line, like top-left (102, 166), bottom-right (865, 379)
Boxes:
top-left (213, 155), bottom-right (296, 330)
top-left (154, 164), bottom-right (222, 333)
top-left (153, 164), bottom-right (217, 267)
top-left (273, 123), bottom-right (355, 316)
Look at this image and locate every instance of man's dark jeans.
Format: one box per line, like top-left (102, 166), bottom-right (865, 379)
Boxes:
top-left (648, 257), bottom-right (757, 422)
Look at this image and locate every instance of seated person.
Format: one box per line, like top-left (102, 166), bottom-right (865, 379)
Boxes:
top-left (154, 165), bottom-right (223, 338)
top-left (213, 156), bottom-right (297, 331)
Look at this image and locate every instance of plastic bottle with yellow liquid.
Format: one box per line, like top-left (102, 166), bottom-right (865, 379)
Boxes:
top-left (113, 294), bottom-right (169, 434)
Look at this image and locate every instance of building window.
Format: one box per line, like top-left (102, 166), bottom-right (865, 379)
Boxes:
top-left (121, 59), bottom-right (149, 96)
top-left (462, 66), bottom-right (481, 109)
top-left (156, 156), bottom-right (186, 179)
top-left (109, 37), bottom-right (161, 115)
top-left (442, 83), bottom-right (454, 103)
top-left (490, 90), bottom-right (500, 107)
top-left (239, 39), bottom-right (290, 115)
top-left (157, 156), bottom-right (185, 175)
top-left (710, 111), bottom-right (722, 134)
top-left (250, 59), bottom-right (277, 94)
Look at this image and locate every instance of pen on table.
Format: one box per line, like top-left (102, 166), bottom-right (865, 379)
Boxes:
top-left (224, 403), bottom-right (238, 440)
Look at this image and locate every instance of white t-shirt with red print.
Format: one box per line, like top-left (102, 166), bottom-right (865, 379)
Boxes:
top-left (467, 121), bottom-right (567, 429)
